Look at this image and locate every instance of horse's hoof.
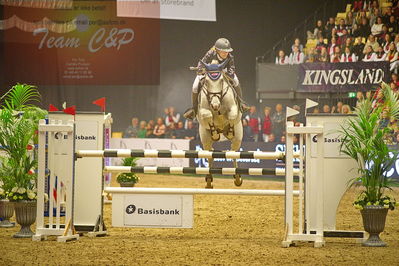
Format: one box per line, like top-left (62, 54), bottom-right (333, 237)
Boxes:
top-left (234, 174), bottom-right (242, 186)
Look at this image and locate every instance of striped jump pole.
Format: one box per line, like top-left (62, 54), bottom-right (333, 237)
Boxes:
top-left (103, 166), bottom-right (300, 176)
top-left (76, 149), bottom-right (301, 160)
top-left (104, 187), bottom-right (300, 196)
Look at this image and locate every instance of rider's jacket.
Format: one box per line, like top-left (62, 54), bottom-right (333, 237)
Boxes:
top-left (197, 47), bottom-right (236, 78)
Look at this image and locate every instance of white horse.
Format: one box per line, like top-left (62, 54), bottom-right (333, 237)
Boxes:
top-left (193, 60), bottom-right (243, 188)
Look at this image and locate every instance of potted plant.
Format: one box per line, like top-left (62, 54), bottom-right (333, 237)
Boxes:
top-left (117, 157), bottom-right (139, 187)
top-left (0, 83), bottom-right (47, 237)
top-left (0, 159), bottom-right (14, 228)
top-left (340, 82), bottom-right (399, 247)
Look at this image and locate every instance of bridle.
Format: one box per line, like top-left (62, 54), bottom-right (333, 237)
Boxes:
top-left (202, 72), bottom-right (230, 108)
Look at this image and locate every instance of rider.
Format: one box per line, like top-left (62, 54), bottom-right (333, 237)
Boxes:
top-left (183, 38), bottom-right (247, 120)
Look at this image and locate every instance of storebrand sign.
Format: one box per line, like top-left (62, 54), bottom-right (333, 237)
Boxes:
top-left (298, 62), bottom-right (390, 92)
top-left (123, 194), bottom-right (193, 227)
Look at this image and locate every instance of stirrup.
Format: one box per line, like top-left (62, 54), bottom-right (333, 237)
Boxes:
top-left (183, 108), bottom-right (196, 120)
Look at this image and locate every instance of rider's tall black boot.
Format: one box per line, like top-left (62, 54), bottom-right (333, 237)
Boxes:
top-left (234, 84), bottom-right (250, 112)
top-left (183, 92), bottom-right (199, 120)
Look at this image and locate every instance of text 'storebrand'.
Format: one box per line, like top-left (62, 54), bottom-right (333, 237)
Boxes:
top-left (126, 204), bottom-right (180, 215)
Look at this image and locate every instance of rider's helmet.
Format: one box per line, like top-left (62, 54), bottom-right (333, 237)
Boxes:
top-left (215, 38), bottom-right (233, 52)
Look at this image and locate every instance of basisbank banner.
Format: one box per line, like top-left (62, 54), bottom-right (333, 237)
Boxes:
top-left (298, 61), bottom-right (390, 92)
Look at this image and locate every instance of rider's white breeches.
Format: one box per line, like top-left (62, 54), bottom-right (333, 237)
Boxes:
top-left (192, 74), bottom-right (239, 93)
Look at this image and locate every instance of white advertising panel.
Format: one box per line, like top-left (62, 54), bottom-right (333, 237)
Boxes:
top-left (111, 193), bottom-right (193, 228)
top-left (311, 122), bottom-right (347, 158)
top-left (117, 0), bottom-right (216, 21)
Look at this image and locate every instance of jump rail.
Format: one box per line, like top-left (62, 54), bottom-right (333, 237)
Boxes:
top-left (76, 149), bottom-right (301, 159)
top-left (103, 166), bottom-right (300, 176)
top-left (104, 187), bottom-right (300, 196)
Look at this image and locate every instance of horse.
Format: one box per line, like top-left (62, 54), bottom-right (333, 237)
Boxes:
top-left (191, 59), bottom-right (243, 189)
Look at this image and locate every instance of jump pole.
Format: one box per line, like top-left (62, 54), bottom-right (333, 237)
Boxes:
top-left (76, 149), bottom-right (301, 159)
top-left (103, 166), bottom-right (300, 176)
top-left (104, 187), bottom-right (300, 196)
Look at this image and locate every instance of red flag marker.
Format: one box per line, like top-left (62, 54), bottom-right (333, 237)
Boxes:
top-left (92, 97), bottom-right (106, 112)
top-left (63, 105), bottom-right (76, 116)
top-left (49, 104), bottom-right (59, 111)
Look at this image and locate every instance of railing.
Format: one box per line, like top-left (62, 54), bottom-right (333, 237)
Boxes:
top-left (257, 0), bottom-right (350, 63)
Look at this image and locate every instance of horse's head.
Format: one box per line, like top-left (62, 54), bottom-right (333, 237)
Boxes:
top-left (200, 59), bottom-right (229, 112)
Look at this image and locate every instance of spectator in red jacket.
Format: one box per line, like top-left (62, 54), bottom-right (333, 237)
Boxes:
top-left (261, 106), bottom-right (272, 142)
top-left (245, 106), bottom-right (261, 142)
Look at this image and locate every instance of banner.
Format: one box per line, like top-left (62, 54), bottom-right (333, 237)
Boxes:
top-left (117, 0), bottom-right (216, 21)
top-left (298, 62), bottom-right (390, 92)
top-left (2, 1), bottom-right (160, 86)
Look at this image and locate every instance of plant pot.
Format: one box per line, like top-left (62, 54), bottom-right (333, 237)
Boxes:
top-left (360, 205), bottom-right (389, 247)
top-left (0, 199), bottom-right (15, 228)
top-left (119, 181), bottom-right (136, 187)
top-left (13, 200), bottom-right (37, 238)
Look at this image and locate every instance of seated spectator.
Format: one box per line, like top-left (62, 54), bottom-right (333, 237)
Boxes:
top-left (363, 45), bottom-right (376, 61)
top-left (164, 106), bottom-right (180, 127)
top-left (312, 107), bottom-right (320, 114)
top-left (393, 2), bottom-right (399, 18)
top-left (328, 37), bottom-right (337, 56)
top-left (355, 10), bottom-right (368, 25)
top-left (351, 23), bottom-right (361, 38)
top-left (363, 35), bottom-right (380, 53)
top-left (386, 42), bottom-right (399, 72)
top-left (330, 46), bottom-right (342, 63)
top-left (174, 121), bottom-right (186, 139)
top-left (379, 25), bottom-right (389, 42)
top-left (341, 104), bottom-right (352, 114)
top-left (146, 119), bottom-right (155, 138)
top-left (245, 106), bottom-right (261, 142)
top-left (307, 20), bottom-right (323, 39)
top-left (341, 37), bottom-right (353, 52)
top-left (261, 106), bottom-right (272, 142)
top-left (268, 133), bottom-right (276, 143)
top-left (356, 91), bottom-right (365, 107)
top-left (387, 15), bottom-right (399, 35)
top-left (291, 38), bottom-right (303, 52)
top-left (382, 6), bottom-right (393, 25)
top-left (341, 47), bottom-right (357, 62)
top-left (318, 47), bottom-right (329, 62)
top-left (123, 117), bottom-right (139, 138)
top-left (165, 123), bottom-right (177, 139)
top-left (332, 101), bottom-right (343, 113)
top-left (358, 17), bottom-right (371, 38)
top-left (275, 50), bottom-right (289, 65)
top-left (371, 17), bottom-right (384, 37)
top-left (322, 104), bottom-right (331, 113)
top-left (346, 11), bottom-right (355, 30)
top-left (369, 8), bottom-right (380, 27)
top-left (336, 19), bottom-right (347, 37)
top-left (271, 104), bottom-right (285, 140)
top-left (305, 47), bottom-right (317, 63)
top-left (337, 29), bottom-right (349, 46)
top-left (137, 120), bottom-right (147, 138)
top-left (184, 120), bottom-right (197, 140)
top-left (280, 135), bottom-right (286, 143)
top-left (352, 36), bottom-right (365, 60)
top-left (324, 17), bottom-right (336, 38)
top-left (391, 73), bottom-right (399, 88)
top-left (289, 46), bottom-right (304, 65)
top-left (242, 119), bottom-right (254, 142)
top-left (153, 117), bottom-right (166, 138)
top-left (374, 46), bottom-right (387, 61)
top-left (315, 36), bottom-right (327, 53)
top-left (353, 1), bottom-right (363, 13)
top-left (381, 33), bottom-right (391, 53)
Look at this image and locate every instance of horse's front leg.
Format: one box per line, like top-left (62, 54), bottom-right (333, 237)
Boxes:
top-left (225, 105), bottom-right (239, 140)
top-left (202, 140), bottom-right (214, 189)
top-left (232, 120), bottom-right (243, 186)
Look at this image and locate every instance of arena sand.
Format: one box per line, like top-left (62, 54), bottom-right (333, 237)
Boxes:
top-left (1, 174), bottom-right (399, 265)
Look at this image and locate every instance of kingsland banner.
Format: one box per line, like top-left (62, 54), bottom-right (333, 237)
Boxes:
top-left (298, 62), bottom-right (390, 92)
top-left (117, 0), bottom-right (216, 21)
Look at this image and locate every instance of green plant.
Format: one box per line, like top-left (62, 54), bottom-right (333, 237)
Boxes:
top-left (0, 83), bottom-right (47, 201)
top-left (116, 157), bottom-right (139, 183)
top-left (340, 82), bottom-right (399, 210)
